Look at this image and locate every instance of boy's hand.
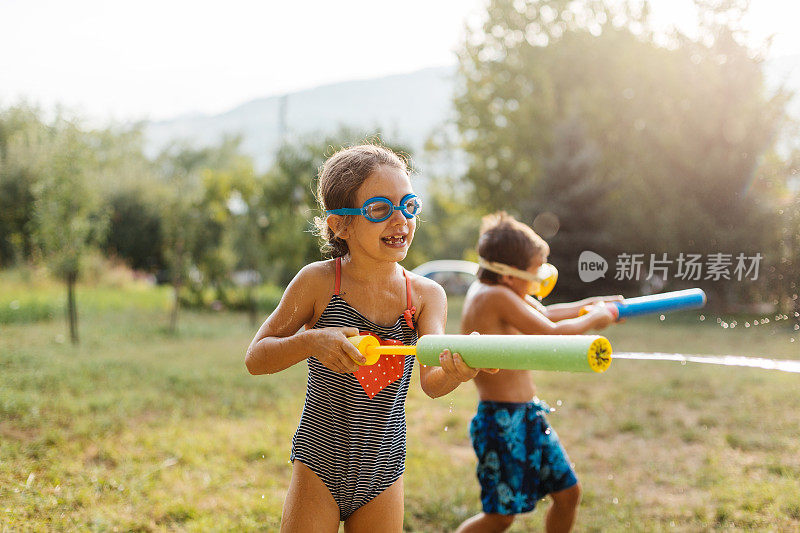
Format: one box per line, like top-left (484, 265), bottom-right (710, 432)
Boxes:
top-left (585, 302), bottom-right (616, 329)
top-left (312, 327), bottom-right (365, 373)
top-left (585, 295), bottom-right (623, 305)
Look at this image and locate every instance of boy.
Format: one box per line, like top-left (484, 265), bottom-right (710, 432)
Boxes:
top-left (456, 212), bottom-right (618, 533)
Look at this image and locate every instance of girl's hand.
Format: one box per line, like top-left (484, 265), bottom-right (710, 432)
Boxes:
top-left (311, 327), bottom-right (365, 373)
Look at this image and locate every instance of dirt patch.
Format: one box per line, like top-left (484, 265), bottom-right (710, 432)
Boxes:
top-left (0, 421), bottom-right (39, 442)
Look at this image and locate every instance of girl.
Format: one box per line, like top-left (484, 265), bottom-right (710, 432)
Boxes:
top-left (245, 144), bottom-right (493, 532)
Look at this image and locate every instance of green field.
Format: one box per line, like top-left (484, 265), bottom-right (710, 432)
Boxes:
top-left (2, 280), bottom-right (799, 531)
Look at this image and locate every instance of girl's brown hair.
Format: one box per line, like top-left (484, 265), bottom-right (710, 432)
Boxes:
top-left (476, 211), bottom-right (549, 284)
top-left (314, 144), bottom-right (409, 258)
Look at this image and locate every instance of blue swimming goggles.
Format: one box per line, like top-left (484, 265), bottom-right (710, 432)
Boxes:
top-left (326, 193), bottom-right (422, 223)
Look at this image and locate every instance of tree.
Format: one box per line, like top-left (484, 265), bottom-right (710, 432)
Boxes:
top-left (105, 188), bottom-right (165, 272)
top-left (93, 125), bottom-right (167, 273)
top-left (412, 128), bottom-right (483, 266)
top-left (0, 105), bottom-right (44, 266)
top-left (526, 116), bottom-right (617, 299)
top-left (760, 148), bottom-right (800, 318)
top-left (455, 0), bottom-right (793, 306)
top-left (31, 118), bottom-right (108, 344)
top-left (156, 138), bottom-right (246, 333)
top-left (194, 162), bottom-right (258, 308)
top-left (225, 166), bottom-right (270, 325)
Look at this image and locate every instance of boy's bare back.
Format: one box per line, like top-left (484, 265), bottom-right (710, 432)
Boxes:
top-left (460, 281), bottom-right (538, 403)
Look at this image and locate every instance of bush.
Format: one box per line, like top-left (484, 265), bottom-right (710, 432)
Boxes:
top-left (178, 283), bottom-right (284, 314)
top-left (0, 297), bottom-right (56, 324)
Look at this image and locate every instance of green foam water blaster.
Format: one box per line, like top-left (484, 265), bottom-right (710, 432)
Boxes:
top-left (348, 334), bottom-right (612, 373)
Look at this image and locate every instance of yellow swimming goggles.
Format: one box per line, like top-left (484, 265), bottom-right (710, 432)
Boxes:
top-left (478, 258), bottom-right (558, 299)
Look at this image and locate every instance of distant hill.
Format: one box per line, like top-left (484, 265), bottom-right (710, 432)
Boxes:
top-left (144, 56), bottom-right (800, 173)
top-left (144, 66), bottom-right (458, 170)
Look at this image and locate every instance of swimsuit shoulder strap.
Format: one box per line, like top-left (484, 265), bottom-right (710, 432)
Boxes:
top-left (334, 256), bottom-right (342, 295)
top-left (402, 268), bottom-right (416, 330)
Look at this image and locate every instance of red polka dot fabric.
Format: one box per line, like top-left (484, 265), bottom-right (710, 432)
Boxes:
top-left (353, 333), bottom-right (406, 399)
top-left (354, 354), bottom-right (405, 398)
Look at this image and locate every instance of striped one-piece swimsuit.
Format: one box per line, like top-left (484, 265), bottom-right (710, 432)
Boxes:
top-left (290, 258), bottom-right (418, 521)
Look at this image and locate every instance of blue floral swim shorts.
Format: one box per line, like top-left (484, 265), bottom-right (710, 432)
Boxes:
top-left (469, 398), bottom-right (578, 515)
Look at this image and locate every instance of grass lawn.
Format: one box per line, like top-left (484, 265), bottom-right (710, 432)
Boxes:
top-left (1, 283), bottom-right (799, 531)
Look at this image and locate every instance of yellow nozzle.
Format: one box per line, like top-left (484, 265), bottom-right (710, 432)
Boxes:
top-left (530, 263), bottom-right (558, 300)
top-left (587, 337), bottom-right (612, 373)
top-left (347, 335), bottom-right (417, 365)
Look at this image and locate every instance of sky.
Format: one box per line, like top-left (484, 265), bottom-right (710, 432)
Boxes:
top-left (1, 0), bottom-right (799, 123)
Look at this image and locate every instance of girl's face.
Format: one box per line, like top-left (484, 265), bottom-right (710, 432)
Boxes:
top-left (342, 165), bottom-right (417, 263)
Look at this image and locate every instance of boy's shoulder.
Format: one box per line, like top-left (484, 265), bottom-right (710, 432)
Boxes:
top-left (462, 282), bottom-right (528, 334)
top-left (467, 281), bottom-right (520, 304)
top-left (464, 282), bottom-right (529, 316)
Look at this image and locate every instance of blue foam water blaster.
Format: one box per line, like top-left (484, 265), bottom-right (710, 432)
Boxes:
top-left (579, 288), bottom-right (707, 320)
top-left (611, 288), bottom-right (707, 320)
